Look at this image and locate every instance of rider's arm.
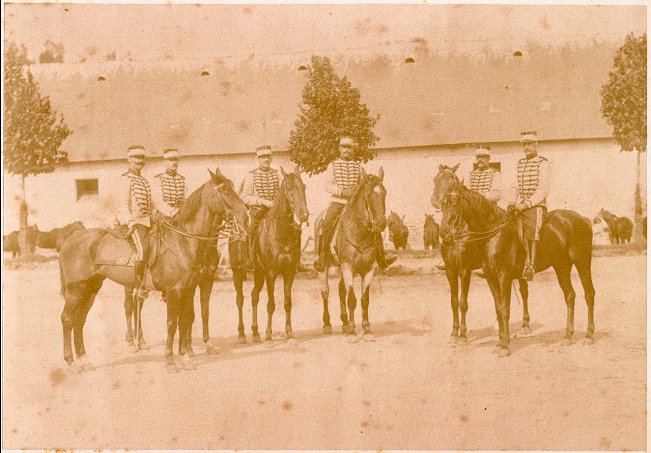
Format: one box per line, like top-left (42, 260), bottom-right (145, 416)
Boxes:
top-left (325, 163), bottom-right (343, 197)
top-left (484, 170), bottom-right (502, 203)
top-left (149, 176), bottom-right (164, 216)
top-left (241, 173), bottom-right (262, 206)
top-left (525, 160), bottom-right (550, 208)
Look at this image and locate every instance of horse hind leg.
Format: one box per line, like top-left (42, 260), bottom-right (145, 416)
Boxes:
top-left (553, 263), bottom-right (576, 345)
top-left (361, 268), bottom-right (376, 342)
top-left (283, 273), bottom-right (296, 343)
top-left (233, 270), bottom-right (247, 344)
top-left (338, 277), bottom-right (349, 333)
top-left (73, 277), bottom-right (103, 371)
top-left (458, 269), bottom-right (471, 345)
top-left (164, 289), bottom-right (181, 373)
top-left (575, 259), bottom-right (596, 344)
top-left (445, 269), bottom-right (460, 343)
top-left (518, 278), bottom-right (531, 335)
top-left (199, 276), bottom-right (218, 354)
top-left (123, 287), bottom-right (139, 353)
top-left (250, 270), bottom-right (265, 343)
top-left (264, 272), bottom-right (276, 342)
top-left (320, 270), bottom-right (332, 334)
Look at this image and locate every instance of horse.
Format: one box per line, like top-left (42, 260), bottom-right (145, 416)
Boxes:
top-left (433, 164), bottom-right (530, 345)
top-left (36, 221), bottom-right (85, 251)
top-left (596, 209), bottom-right (633, 244)
top-left (59, 168), bottom-right (249, 372)
top-left (423, 214), bottom-right (439, 250)
top-left (248, 165), bottom-right (309, 344)
top-left (432, 164), bottom-right (595, 356)
top-left (3, 225), bottom-right (38, 257)
top-left (316, 168), bottom-right (388, 342)
top-left (387, 211), bottom-right (409, 250)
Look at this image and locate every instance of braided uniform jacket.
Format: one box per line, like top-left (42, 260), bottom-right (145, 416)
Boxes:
top-left (252, 168), bottom-right (280, 201)
top-left (517, 155), bottom-right (548, 206)
top-left (119, 171), bottom-right (152, 227)
top-left (469, 168), bottom-right (498, 195)
top-left (154, 171), bottom-right (185, 216)
top-left (327, 159), bottom-right (362, 204)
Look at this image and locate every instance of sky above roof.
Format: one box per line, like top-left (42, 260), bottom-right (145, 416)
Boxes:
top-left (4, 3), bottom-right (646, 64)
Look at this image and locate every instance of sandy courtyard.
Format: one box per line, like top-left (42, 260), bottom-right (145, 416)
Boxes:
top-left (1, 254), bottom-right (647, 450)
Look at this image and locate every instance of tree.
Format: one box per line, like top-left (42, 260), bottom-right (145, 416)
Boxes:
top-left (4, 41), bottom-right (70, 256)
top-left (38, 40), bottom-right (65, 64)
top-left (601, 33), bottom-right (647, 242)
top-left (289, 55), bottom-right (379, 175)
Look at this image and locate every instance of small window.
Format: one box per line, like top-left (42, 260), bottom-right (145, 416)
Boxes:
top-left (76, 178), bottom-right (99, 200)
top-left (97, 76), bottom-right (106, 82)
top-left (405, 57), bottom-right (415, 64)
top-left (201, 70), bottom-right (210, 77)
top-left (298, 65), bottom-right (307, 71)
top-left (513, 51), bottom-right (523, 57)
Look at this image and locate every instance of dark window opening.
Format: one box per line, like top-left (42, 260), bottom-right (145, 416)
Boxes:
top-left (76, 178), bottom-right (99, 200)
top-left (513, 51), bottom-right (523, 57)
top-left (405, 57), bottom-right (415, 64)
top-left (298, 65), bottom-right (307, 71)
top-left (201, 70), bottom-right (210, 77)
top-left (97, 76), bottom-right (106, 82)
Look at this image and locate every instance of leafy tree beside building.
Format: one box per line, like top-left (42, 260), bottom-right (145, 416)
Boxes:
top-left (289, 55), bottom-right (379, 175)
top-left (601, 33), bottom-right (647, 241)
top-left (4, 41), bottom-right (70, 256)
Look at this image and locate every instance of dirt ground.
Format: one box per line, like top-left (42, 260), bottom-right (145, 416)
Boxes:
top-left (1, 254), bottom-right (647, 450)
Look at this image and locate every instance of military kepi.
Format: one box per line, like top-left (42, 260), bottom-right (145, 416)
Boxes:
top-left (128, 145), bottom-right (146, 157)
top-left (256, 145), bottom-right (272, 157)
top-left (163, 148), bottom-right (179, 159)
top-left (475, 144), bottom-right (491, 156)
top-left (520, 131), bottom-right (538, 143)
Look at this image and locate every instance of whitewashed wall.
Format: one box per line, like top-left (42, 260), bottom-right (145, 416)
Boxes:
top-left (3, 138), bottom-right (646, 249)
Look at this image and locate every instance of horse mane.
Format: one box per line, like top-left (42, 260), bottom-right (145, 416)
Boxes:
top-left (457, 182), bottom-right (508, 228)
top-left (176, 183), bottom-right (204, 223)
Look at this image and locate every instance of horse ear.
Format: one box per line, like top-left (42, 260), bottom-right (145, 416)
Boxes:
top-left (439, 164), bottom-right (445, 172)
top-left (451, 163), bottom-right (460, 173)
top-left (214, 167), bottom-right (224, 177)
top-left (280, 166), bottom-right (288, 178)
top-left (378, 166), bottom-right (384, 182)
top-left (361, 167), bottom-right (368, 179)
top-left (402, 215), bottom-right (405, 221)
top-left (208, 168), bottom-right (216, 179)
top-left (294, 164), bottom-right (301, 176)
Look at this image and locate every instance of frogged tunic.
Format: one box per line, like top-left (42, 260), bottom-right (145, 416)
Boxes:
top-left (152, 171), bottom-right (186, 217)
top-left (117, 170), bottom-right (154, 227)
top-left (510, 155), bottom-right (551, 208)
top-left (325, 158), bottom-right (362, 204)
top-left (463, 167), bottom-right (502, 203)
top-left (242, 168), bottom-right (280, 207)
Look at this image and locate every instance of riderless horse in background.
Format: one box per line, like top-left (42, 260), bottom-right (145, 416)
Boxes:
top-left (387, 211), bottom-right (409, 250)
top-left (316, 168), bottom-right (389, 342)
top-left (59, 169), bottom-right (249, 372)
top-left (36, 221), bottom-right (86, 252)
top-left (595, 208), bottom-right (633, 244)
top-left (432, 164), bottom-right (595, 356)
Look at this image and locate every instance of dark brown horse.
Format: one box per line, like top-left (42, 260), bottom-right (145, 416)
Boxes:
top-left (596, 208), bottom-right (633, 244)
top-left (387, 211), bottom-right (409, 250)
top-left (432, 165), bottom-right (595, 356)
top-left (317, 168), bottom-right (388, 342)
top-left (3, 225), bottom-right (38, 257)
top-left (434, 164), bottom-right (530, 345)
top-left (249, 166), bottom-right (309, 344)
top-left (59, 169), bottom-right (249, 372)
top-left (423, 214), bottom-right (439, 250)
top-left (36, 221), bottom-right (85, 251)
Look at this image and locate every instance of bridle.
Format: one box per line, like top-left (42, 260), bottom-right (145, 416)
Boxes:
top-left (351, 179), bottom-right (385, 234)
top-left (272, 177), bottom-right (308, 231)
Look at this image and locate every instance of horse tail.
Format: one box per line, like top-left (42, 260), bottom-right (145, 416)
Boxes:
top-left (59, 259), bottom-right (67, 297)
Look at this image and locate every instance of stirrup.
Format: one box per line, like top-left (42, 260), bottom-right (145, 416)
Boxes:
top-left (378, 256), bottom-right (397, 270)
top-left (134, 285), bottom-right (149, 299)
top-left (313, 257), bottom-right (326, 272)
top-left (296, 262), bottom-right (311, 273)
top-left (522, 263), bottom-right (535, 281)
top-left (240, 260), bottom-right (255, 272)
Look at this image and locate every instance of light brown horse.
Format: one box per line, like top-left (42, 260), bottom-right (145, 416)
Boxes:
top-left (316, 168), bottom-right (388, 342)
top-left (250, 165), bottom-right (309, 344)
top-left (59, 169), bottom-right (249, 372)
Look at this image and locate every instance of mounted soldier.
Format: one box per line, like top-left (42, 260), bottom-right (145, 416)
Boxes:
top-left (116, 145), bottom-right (155, 297)
top-left (151, 148), bottom-right (186, 218)
top-left (241, 145), bottom-right (309, 273)
top-left (508, 131), bottom-right (551, 281)
top-left (313, 135), bottom-right (396, 272)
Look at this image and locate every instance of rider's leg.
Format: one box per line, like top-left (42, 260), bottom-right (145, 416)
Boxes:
top-left (314, 203), bottom-right (344, 272)
top-left (375, 233), bottom-right (397, 270)
top-left (132, 224), bottom-right (149, 297)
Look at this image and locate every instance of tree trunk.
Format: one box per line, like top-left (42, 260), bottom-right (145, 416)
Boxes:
top-left (633, 149), bottom-right (644, 243)
top-left (18, 174), bottom-right (30, 258)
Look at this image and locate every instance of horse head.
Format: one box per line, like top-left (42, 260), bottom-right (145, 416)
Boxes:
top-left (206, 168), bottom-right (250, 232)
top-left (280, 165), bottom-right (309, 224)
top-left (431, 163), bottom-right (461, 211)
top-left (354, 167), bottom-right (388, 233)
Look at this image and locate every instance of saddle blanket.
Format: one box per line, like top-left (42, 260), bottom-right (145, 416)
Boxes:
top-left (95, 233), bottom-right (137, 267)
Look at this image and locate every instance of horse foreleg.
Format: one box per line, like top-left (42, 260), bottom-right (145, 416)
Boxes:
top-left (554, 263), bottom-right (576, 346)
top-left (123, 286), bottom-right (139, 353)
top-left (458, 268), bottom-right (471, 345)
top-left (283, 273), bottom-right (295, 341)
top-left (518, 278), bottom-right (531, 335)
top-left (320, 270), bottom-right (332, 334)
top-left (361, 268), bottom-right (375, 341)
top-left (182, 286), bottom-right (197, 357)
top-left (575, 259), bottom-right (596, 344)
top-left (338, 277), bottom-right (349, 333)
top-left (445, 269), bottom-right (460, 343)
top-left (73, 277), bottom-right (103, 371)
top-left (251, 270), bottom-right (265, 343)
top-left (264, 272), bottom-right (277, 342)
top-left (61, 284), bottom-right (81, 369)
top-left (497, 273), bottom-right (512, 356)
top-left (165, 289), bottom-right (181, 373)
top-left (341, 264), bottom-right (357, 341)
top-left (233, 270), bottom-right (247, 344)
top-left (199, 275), bottom-right (217, 353)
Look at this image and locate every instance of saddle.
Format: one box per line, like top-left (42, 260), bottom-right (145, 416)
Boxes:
top-left (95, 224), bottom-right (159, 268)
top-left (316, 210), bottom-right (344, 265)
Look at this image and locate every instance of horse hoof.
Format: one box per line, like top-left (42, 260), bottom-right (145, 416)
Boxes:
top-left (264, 340), bottom-right (275, 349)
top-left (341, 325), bottom-right (349, 334)
top-left (187, 348), bottom-right (196, 358)
top-left (127, 342), bottom-right (139, 354)
top-left (492, 346), bottom-right (501, 354)
top-left (583, 337), bottom-right (595, 346)
top-left (363, 333), bottom-right (376, 342)
top-left (252, 335), bottom-right (262, 344)
top-left (287, 338), bottom-right (298, 346)
top-left (498, 347), bottom-right (511, 358)
top-left (125, 333), bottom-right (134, 342)
top-left (182, 355), bottom-right (197, 371)
top-left (561, 338), bottom-right (573, 346)
top-left (67, 362), bottom-right (82, 374)
top-left (237, 336), bottom-right (247, 345)
top-left (79, 356), bottom-right (95, 371)
top-left (346, 334), bottom-right (359, 344)
top-left (449, 335), bottom-right (459, 344)
top-left (138, 339), bottom-right (149, 351)
top-left (458, 337), bottom-right (468, 346)
top-left (322, 325), bottom-right (333, 335)
top-left (521, 326), bottom-right (532, 335)
top-left (206, 344), bottom-right (219, 355)
top-left (166, 363), bottom-right (179, 374)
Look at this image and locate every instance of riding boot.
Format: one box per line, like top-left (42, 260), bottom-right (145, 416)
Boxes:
top-left (134, 260), bottom-right (148, 298)
top-left (376, 234), bottom-right (397, 270)
top-left (313, 235), bottom-right (327, 272)
top-left (240, 234), bottom-right (255, 272)
top-left (522, 240), bottom-right (535, 281)
top-left (435, 260), bottom-right (447, 271)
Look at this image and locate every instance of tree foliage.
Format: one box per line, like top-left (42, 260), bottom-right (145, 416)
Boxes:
top-left (4, 41), bottom-right (70, 178)
top-left (289, 55), bottom-right (379, 175)
top-left (38, 39), bottom-right (65, 64)
top-left (601, 33), bottom-right (647, 153)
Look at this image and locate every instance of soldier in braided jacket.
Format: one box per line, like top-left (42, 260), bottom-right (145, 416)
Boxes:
top-left (507, 131), bottom-right (551, 281)
top-left (151, 148), bottom-right (186, 218)
top-left (313, 136), bottom-right (397, 272)
top-left (116, 145), bottom-right (156, 296)
top-left (240, 145), bottom-right (308, 273)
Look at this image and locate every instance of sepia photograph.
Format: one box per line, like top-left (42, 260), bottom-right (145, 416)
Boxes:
top-left (2, 2), bottom-right (647, 450)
